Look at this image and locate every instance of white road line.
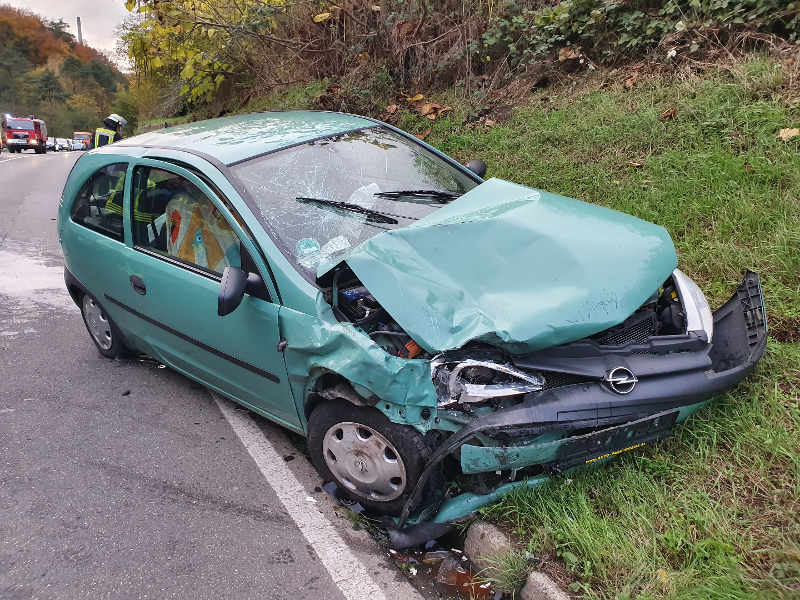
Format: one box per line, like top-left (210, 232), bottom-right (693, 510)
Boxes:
top-left (0, 152), bottom-right (72, 164)
top-left (213, 393), bottom-right (390, 600)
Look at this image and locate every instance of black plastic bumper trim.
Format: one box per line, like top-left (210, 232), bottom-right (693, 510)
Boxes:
top-left (103, 294), bottom-right (280, 384)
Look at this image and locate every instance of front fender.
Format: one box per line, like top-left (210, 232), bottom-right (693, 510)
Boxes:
top-left (277, 298), bottom-right (437, 434)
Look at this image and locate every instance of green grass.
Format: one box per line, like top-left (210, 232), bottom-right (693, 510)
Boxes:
top-left (135, 114), bottom-right (193, 133)
top-left (399, 60), bottom-right (799, 599)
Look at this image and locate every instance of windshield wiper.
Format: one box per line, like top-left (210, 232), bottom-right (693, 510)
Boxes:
top-left (295, 197), bottom-right (398, 225)
top-left (374, 189), bottom-right (461, 202)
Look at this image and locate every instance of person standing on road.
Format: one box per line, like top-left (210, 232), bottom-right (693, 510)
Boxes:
top-left (93, 113), bottom-right (127, 149)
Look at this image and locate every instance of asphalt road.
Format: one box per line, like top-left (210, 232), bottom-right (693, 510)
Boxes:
top-left (0, 149), bottom-right (419, 600)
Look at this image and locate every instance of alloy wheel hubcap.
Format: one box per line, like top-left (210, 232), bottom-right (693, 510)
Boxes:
top-left (322, 422), bottom-right (407, 502)
top-left (82, 296), bottom-right (113, 351)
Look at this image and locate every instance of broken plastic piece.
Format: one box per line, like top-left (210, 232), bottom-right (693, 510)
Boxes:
top-left (405, 339), bottom-right (422, 358)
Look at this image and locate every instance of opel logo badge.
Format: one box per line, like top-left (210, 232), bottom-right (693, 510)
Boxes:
top-left (605, 366), bottom-right (638, 394)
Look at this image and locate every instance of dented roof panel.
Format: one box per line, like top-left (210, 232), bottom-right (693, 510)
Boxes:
top-left (341, 178), bottom-right (678, 353)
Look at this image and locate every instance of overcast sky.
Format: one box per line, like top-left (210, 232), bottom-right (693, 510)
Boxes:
top-left (5, 0), bottom-right (130, 66)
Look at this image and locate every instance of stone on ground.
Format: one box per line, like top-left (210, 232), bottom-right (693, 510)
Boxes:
top-left (463, 520), bottom-right (512, 573)
top-left (520, 571), bottom-right (569, 600)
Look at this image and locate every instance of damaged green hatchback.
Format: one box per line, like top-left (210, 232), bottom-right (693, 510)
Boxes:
top-left (58, 111), bottom-right (767, 535)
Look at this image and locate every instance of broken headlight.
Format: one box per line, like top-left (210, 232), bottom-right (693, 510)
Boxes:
top-left (671, 269), bottom-right (714, 342)
top-left (431, 357), bottom-right (545, 407)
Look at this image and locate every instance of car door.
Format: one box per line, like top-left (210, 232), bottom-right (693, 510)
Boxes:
top-left (112, 159), bottom-right (300, 430)
top-left (61, 161), bottom-right (134, 327)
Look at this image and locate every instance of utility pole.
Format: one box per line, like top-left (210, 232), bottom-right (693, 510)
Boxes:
top-left (76, 16), bottom-right (83, 44)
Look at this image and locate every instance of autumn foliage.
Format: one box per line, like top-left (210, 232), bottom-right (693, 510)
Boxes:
top-left (0, 4), bottom-right (129, 137)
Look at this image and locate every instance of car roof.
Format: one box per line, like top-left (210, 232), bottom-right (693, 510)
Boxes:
top-left (114, 110), bottom-right (376, 167)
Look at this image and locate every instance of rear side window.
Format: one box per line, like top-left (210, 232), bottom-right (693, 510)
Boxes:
top-left (130, 166), bottom-right (241, 275)
top-left (70, 163), bottom-right (127, 241)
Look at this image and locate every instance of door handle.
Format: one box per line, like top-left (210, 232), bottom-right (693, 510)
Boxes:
top-left (130, 275), bottom-right (147, 295)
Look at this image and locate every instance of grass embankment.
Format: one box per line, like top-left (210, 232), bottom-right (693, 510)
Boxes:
top-left (414, 62), bottom-right (797, 599)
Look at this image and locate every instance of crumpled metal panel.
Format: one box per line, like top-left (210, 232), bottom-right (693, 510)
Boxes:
top-left (337, 178), bottom-right (678, 353)
top-left (278, 296), bottom-right (436, 426)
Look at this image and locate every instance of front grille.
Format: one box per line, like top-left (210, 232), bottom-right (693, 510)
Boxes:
top-left (541, 370), bottom-right (594, 389)
top-left (592, 310), bottom-right (658, 346)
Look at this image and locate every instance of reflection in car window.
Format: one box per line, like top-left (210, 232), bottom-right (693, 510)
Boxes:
top-left (70, 163), bottom-right (127, 241)
top-left (232, 126), bottom-right (478, 280)
top-left (131, 166), bottom-right (241, 275)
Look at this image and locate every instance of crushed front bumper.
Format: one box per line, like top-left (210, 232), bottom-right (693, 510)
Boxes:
top-left (399, 272), bottom-right (767, 527)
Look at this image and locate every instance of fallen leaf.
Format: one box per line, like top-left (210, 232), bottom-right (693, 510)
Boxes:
top-left (414, 128), bottom-right (431, 140)
top-left (656, 569), bottom-right (669, 585)
top-left (624, 73), bottom-right (638, 89)
top-left (417, 102), bottom-right (441, 116)
top-left (438, 106), bottom-right (453, 116)
top-left (385, 104), bottom-right (398, 114)
top-left (426, 113), bottom-right (436, 120)
top-left (629, 161), bottom-right (644, 168)
top-left (484, 118), bottom-right (497, 126)
top-left (313, 12), bottom-right (332, 23)
top-left (778, 127), bottom-right (799, 141)
top-left (745, 162), bottom-right (754, 172)
top-left (558, 46), bottom-right (581, 61)
top-left (661, 107), bottom-right (676, 120)
top-left (396, 20), bottom-right (418, 39)
top-left (407, 93), bottom-right (424, 103)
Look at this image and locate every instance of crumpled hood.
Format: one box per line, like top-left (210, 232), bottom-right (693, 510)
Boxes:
top-left (332, 178), bottom-right (678, 354)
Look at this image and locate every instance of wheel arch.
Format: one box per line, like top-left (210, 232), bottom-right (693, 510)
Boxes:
top-left (64, 267), bottom-right (86, 308)
top-left (303, 370), bottom-right (379, 421)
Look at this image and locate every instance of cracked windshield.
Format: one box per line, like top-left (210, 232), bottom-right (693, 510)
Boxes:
top-left (233, 126), bottom-right (477, 278)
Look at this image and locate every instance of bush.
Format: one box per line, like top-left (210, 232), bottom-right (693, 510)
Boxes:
top-left (479, 0), bottom-right (800, 69)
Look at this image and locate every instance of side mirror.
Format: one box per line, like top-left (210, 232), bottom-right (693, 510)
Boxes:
top-left (219, 266), bottom-right (268, 315)
top-left (218, 266), bottom-right (248, 316)
top-left (465, 159), bottom-right (487, 178)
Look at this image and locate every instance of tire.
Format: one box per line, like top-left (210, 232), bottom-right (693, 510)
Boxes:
top-left (80, 293), bottom-right (127, 358)
top-left (307, 400), bottom-right (431, 516)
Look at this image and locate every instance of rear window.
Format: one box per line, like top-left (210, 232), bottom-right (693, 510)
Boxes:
top-left (70, 163), bottom-right (128, 242)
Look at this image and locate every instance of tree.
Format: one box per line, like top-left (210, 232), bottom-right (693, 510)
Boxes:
top-left (45, 18), bottom-right (74, 44)
top-left (39, 69), bottom-right (66, 102)
top-left (67, 92), bottom-right (102, 123)
top-left (110, 88), bottom-right (138, 136)
top-left (0, 46), bottom-right (31, 100)
top-left (61, 55), bottom-right (83, 79)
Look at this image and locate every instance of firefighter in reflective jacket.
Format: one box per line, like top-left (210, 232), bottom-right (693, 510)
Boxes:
top-left (93, 113), bottom-right (127, 148)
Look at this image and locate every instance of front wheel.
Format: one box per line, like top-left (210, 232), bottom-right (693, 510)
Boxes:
top-left (80, 293), bottom-right (127, 358)
top-left (308, 401), bottom-right (431, 516)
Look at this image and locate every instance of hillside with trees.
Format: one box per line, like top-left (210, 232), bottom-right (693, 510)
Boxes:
top-left (0, 5), bottom-right (136, 137)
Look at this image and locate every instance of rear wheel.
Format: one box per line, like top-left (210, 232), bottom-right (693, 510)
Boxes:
top-left (80, 293), bottom-right (127, 358)
top-left (308, 401), bottom-right (431, 516)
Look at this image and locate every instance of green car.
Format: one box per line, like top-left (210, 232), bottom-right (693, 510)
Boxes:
top-left (58, 111), bottom-right (766, 535)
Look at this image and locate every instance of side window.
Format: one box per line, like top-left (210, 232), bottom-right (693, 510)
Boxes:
top-left (70, 162), bottom-right (127, 241)
top-left (131, 166), bottom-right (241, 275)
